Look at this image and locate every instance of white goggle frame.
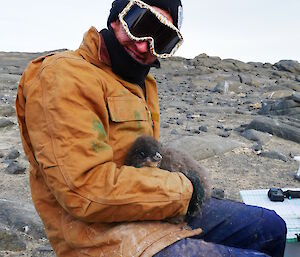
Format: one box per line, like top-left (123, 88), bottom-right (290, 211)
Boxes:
top-left (118, 0), bottom-right (184, 58)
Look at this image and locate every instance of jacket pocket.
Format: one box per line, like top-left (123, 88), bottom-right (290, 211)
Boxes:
top-left (107, 96), bottom-right (149, 122)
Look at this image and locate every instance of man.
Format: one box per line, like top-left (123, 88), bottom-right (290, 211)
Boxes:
top-left (16, 0), bottom-right (286, 256)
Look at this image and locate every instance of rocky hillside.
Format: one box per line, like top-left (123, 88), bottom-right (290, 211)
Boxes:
top-left (0, 51), bottom-right (299, 256)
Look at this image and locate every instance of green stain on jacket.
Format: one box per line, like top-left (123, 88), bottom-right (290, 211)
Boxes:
top-left (134, 110), bottom-right (142, 129)
top-left (93, 119), bottom-right (106, 138)
top-left (92, 119), bottom-right (107, 152)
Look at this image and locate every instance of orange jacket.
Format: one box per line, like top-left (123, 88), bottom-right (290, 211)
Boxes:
top-left (16, 27), bottom-right (201, 257)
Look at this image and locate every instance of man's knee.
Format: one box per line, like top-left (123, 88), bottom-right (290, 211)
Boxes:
top-left (261, 208), bottom-right (287, 240)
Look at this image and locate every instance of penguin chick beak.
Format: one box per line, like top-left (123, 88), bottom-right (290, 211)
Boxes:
top-left (153, 152), bottom-right (162, 161)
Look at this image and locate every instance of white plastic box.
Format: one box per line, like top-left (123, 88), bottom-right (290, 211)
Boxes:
top-left (240, 188), bottom-right (300, 257)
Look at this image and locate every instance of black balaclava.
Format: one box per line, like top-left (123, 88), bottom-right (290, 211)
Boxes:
top-left (100, 0), bottom-right (182, 86)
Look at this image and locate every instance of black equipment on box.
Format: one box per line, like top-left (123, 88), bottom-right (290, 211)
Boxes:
top-left (268, 188), bottom-right (284, 202)
top-left (284, 190), bottom-right (300, 199)
top-left (268, 188), bottom-right (300, 202)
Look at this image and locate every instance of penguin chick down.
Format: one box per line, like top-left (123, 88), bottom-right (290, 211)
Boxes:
top-left (124, 136), bottom-right (211, 218)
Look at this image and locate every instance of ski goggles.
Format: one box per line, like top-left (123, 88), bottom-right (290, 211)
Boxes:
top-left (118, 0), bottom-right (183, 58)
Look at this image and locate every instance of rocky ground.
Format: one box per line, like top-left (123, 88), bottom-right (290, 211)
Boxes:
top-left (0, 51), bottom-right (299, 256)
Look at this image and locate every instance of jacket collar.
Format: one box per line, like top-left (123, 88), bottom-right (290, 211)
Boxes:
top-left (76, 27), bottom-right (157, 87)
top-left (77, 26), bottom-right (104, 68)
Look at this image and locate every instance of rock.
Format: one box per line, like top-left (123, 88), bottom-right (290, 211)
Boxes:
top-left (0, 73), bottom-right (21, 90)
top-left (204, 97), bottom-right (214, 104)
top-left (262, 90), bottom-right (294, 100)
top-left (0, 118), bottom-right (14, 128)
top-left (0, 105), bottom-right (15, 117)
top-left (234, 124), bottom-right (248, 133)
top-left (5, 149), bottom-right (20, 160)
top-left (4, 161), bottom-right (26, 174)
top-left (213, 81), bottom-right (227, 93)
top-left (259, 98), bottom-right (300, 118)
top-left (235, 109), bottom-right (247, 115)
top-left (213, 80), bottom-right (246, 94)
top-left (289, 151), bottom-right (295, 158)
top-left (192, 129), bottom-right (201, 134)
top-left (167, 135), bottom-right (242, 161)
top-left (199, 126), bottom-right (208, 132)
top-left (216, 123), bottom-right (224, 129)
top-left (0, 52), bottom-right (47, 75)
top-left (222, 59), bottom-right (252, 72)
top-left (161, 122), bottom-right (170, 128)
top-left (247, 116), bottom-right (300, 144)
top-left (218, 131), bottom-right (231, 138)
top-left (170, 129), bottom-right (178, 135)
top-left (211, 188), bottom-right (225, 199)
top-left (289, 83), bottom-right (300, 92)
top-left (292, 91), bottom-right (300, 102)
top-left (0, 227), bottom-right (26, 251)
top-left (238, 74), bottom-right (259, 87)
top-left (263, 63), bottom-right (273, 69)
top-left (176, 119), bottom-right (184, 125)
top-left (0, 199), bottom-right (46, 240)
top-left (191, 53), bottom-right (221, 68)
top-left (247, 61), bottom-right (264, 68)
top-left (259, 151), bottom-right (288, 162)
top-left (241, 129), bottom-right (271, 144)
top-left (274, 60), bottom-right (300, 74)
top-left (252, 142), bottom-right (263, 151)
top-left (277, 80), bottom-right (300, 92)
top-left (32, 244), bottom-right (55, 257)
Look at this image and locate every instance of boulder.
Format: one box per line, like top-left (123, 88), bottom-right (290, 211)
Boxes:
top-left (221, 59), bottom-right (252, 72)
top-left (31, 243), bottom-right (55, 257)
top-left (0, 227), bottom-right (26, 251)
top-left (259, 97), bottom-right (300, 118)
top-left (247, 116), bottom-right (300, 144)
top-left (241, 129), bottom-right (272, 144)
top-left (191, 53), bottom-right (221, 68)
top-left (5, 149), bottom-right (20, 160)
top-left (0, 118), bottom-right (14, 128)
top-left (213, 81), bottom-right (247, 94)
top-left (247, 62), bottom-right (264, 68)
top-left (0, 73), bottom-right (21, 90)
top-left (4, 161), bottom-right (26, 174)
top-left (218, 131), bottom-right (231, 138)
top-left (262, 90), bottom-right (294, 100)
top-left (277, 81), bottom-right (300, 92)
top-left (292, 91), bottom-right (300, 102)
top-left (167, 135), bottom-right (242, 161)
top-left (238, 74), bottom-right (260, 87)
top-left (0, 104), bottom-right (15, 117)
top-left (259, 151), bottom-right (288, 162)
top-left (0, 199), bottom-right (46, 239)
top-left (274, 60), bottom-right (300, 74)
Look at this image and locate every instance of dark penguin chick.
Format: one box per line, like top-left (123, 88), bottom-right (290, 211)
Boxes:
top-left (124, 136), bottom-right (163, 168)
top-left (159, 144), bottom-right (211, 216)
top-left (125, 136), bottom-right (211, 219)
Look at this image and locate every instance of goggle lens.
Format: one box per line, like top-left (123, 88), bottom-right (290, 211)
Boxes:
top-left (123, 4), bottom-right (181, 55)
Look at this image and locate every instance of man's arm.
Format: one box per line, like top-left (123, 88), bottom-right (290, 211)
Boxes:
top-left (18, 59), bottom-right (193, 223)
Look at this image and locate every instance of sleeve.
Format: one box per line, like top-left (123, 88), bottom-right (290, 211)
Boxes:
top-left (25, 61), bottom-right (193, 223)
